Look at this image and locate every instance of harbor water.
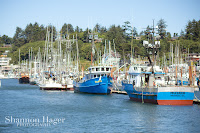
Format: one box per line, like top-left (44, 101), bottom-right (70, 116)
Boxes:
top-left (0, 79), bottom-right (200, 133)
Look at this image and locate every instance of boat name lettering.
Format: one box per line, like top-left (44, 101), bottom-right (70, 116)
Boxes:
top-left (170, 92), bottom-right (185, 96)
top-left (95, 80), bottom-right (102, 83)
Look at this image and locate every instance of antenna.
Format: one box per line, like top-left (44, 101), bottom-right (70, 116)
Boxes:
top-left (142, 19), bottom-right (160, 72)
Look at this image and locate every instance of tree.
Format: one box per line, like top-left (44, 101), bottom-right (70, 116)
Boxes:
top-left (61, 23), bottom-right (74, 37)
top-left (12, 27), bottom-right (26, 51)
top-left (1, 35), bottom-right (12, 44)
top-left (75, 26), bottom-right (80, 33)
top-left (94, 23), bottom-right (101, 33)
top-left (191, 19), bottom-right (199, 41)
top-left (47, 25), bottom-right (57, 41)
top-left (106, 25), bottom-right (125, 55)
top-left (67, 24), bottom-right (74, 33)
top-left (83, 28), bottom-right (89, 42)
top-left (173, 33), bottom-right (178, 37)
top-left (157, 19), bottom-right (167, 39)
top-left (24, 22), bottom-right (46, 43)
top-left (144, 25), bottom-right (152, 40)
top-left (180, 30), bottom-right (185, 38)
top-left (122, 21), bottom-right (131, 41)
top-left (24, 23), bottom-right (33, 42)
top-left (100, 26), bottom-right (107, 34)
top-left (185, 20), bottom-right (193, 40)
top-left (132, 27), bottom-right (138, 37)
top-left (139, 31), bottom-right (144, 36)
top-left (166, 32), bottom-right (171, 40)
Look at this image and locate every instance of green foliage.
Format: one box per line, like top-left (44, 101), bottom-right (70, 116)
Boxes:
top-left (122, 21), bottom-right (131, 42)
top-left (24, 22), bottom-right (46, 43)
top-left (157, 19), bottom-right (167, 39)
top-left (0, 47), bottom-right (12, 55)
top-left (61, 23), bottom-right (74, 36)
top-left (106, 25), bottom-right (125, 46)
top-left (185, 19), bottom-right (200, 41)
top-left (0, 35), bottom-right (12, 44)
top-left (2, 19), bottom-right (200, 65)
top-left (10, 41), bottom-right (45, 64)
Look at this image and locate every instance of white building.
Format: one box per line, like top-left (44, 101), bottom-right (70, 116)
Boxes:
top-left (0, 56), bottom-right (11, 67)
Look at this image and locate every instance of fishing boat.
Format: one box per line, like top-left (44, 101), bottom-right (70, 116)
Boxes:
top-left (62, 74), bottom-right (74, 91)
top-left (73, 66), bottom-right (112, 94)
top-left (19, 73), bottom-right (30, 84)
top-left (122, 67), bottom-right (194, 105)
top-left (39, 78), bottom-right (66, 90)
top-left (123, 20), bottom-right (194, 105)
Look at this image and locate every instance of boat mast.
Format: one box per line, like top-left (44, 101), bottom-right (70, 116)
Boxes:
top-left (131, 22), bottom-right (133, 65)
top-left (76, 34), bottom-right (79, 73)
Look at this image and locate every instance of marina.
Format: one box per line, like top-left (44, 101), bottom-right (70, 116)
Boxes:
top-left (0, 79), bottom-right (200, 132)
top-left (0, 0), bottom-right (200, 132)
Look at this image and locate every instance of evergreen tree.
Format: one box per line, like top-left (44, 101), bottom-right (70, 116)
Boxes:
top-left (94, 23), bottom-right (101, 33)
top-left (1, 35), bottom-right (12, 44)
top-left (100, 26), bottom-right (107, 34)
top-left (122, 21), bottom-right (131, 41)
top-left (185, 20), bottom-right (193, 40)
top-left (61, 23), bottom-right (74, 37)
top-left (75, 26), bottom-right (80, 33)
top-left (157, 19), bottom-right (167, 39)
top-left (12, 27), bottom-right (26, 51)
top-left (132, 27), bottom-right (138, 37)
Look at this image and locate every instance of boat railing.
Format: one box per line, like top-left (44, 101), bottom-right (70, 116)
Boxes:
top-left (135, 87), bottom-right (158, 93)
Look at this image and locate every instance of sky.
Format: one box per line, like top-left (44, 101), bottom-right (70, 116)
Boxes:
top-left (0, 0), bottom-right (200, 37)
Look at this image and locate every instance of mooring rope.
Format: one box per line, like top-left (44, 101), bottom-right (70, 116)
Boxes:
top-left (194, 93), bottom-right (200, 101)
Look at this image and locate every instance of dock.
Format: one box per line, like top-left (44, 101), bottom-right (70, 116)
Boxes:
top-left (111, 90), bottom-right (127, 95)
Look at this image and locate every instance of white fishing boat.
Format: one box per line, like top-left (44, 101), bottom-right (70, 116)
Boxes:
top-left (39, 78), bottom-right (66, 90)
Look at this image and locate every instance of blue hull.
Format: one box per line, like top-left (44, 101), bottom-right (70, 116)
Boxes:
top-left (122, 83), bottom-right (157, 103)
top-left (74, 76), bottom-right (110, 94)
top-left (108, 76), bottom-right (113, 90)
top-left (122, 82), bottom-right (194, 105)
top-left (157, 87), bottom-right (194, 105)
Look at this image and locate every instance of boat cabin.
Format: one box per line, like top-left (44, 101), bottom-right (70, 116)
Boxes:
top-left (82, 66), bottom-right (113, 81)
top-left (88, 66), bottom-right (113, 74)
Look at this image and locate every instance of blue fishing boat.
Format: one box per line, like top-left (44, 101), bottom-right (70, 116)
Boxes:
top-left (123, 20), bottom-right (195, 105)
top-left (74, 66), bottom-right (113, 94)
top-left (123, 66), bottom-right (194, 105)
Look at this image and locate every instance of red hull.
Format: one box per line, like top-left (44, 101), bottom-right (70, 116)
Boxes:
top-left (157, 100), bottom-right (193, 105)
top-left (67, 88), bottom-right (74, 91)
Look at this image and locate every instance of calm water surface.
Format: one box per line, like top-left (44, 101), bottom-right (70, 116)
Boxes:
top-left (0, 79), bottom-right (200, 133)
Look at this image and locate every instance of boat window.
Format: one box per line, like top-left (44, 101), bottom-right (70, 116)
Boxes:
top-left (97, 74), bottom-right (100, 77)
top-left (101, 67), bottom-right (104, 71)
top-left (94, 75), bottom-right (96, 78)
top-left (91, 75), bottom-right (94, 79)
top-left (92, 68), bottom-right (95, 71)
top-left (106, 68), bottom-right (109, 71)
top-left (96, 68), bottom-right (100, 71)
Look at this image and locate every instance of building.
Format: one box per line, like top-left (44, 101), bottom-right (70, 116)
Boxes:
top-left (134, 36), bottom-right (141, 40)
top-left (0, 56), bottom-right (11, 67)
top-left (188, 53), bottom-right (200, 62)
top-left (3, 43), bottom-right (12, 47)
